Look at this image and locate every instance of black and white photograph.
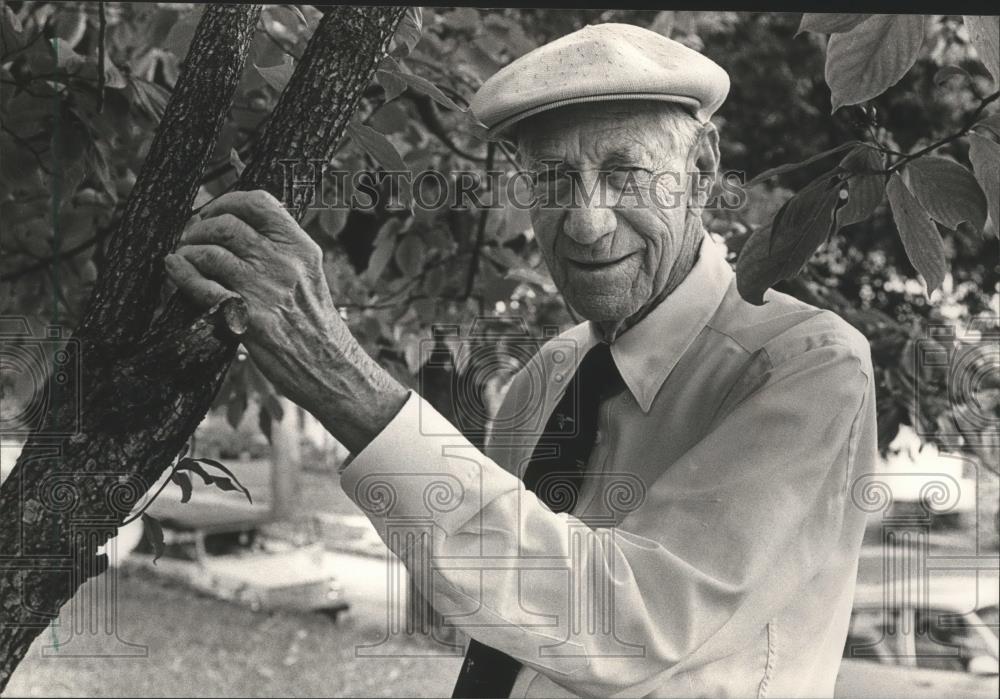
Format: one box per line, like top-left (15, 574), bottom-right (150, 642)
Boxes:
top-left (0, 3), bottom-right (998, 697)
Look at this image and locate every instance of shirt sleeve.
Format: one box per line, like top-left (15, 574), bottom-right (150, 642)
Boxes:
top-left (339, 340), bottom-right (874, 697)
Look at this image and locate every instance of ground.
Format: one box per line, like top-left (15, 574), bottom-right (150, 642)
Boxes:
top-left (4, 469), bottom-right (464, 697)
top-left (6, 565), bottom-right (462, 697)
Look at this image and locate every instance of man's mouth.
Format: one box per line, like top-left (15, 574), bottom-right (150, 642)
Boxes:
top-left (566, 252), bottom-right (637, 271)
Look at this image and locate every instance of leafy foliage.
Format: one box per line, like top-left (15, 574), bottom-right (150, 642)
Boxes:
top-left (2, 5), bottom-right (997, 462)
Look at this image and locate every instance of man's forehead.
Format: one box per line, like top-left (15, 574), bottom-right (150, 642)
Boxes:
top-left (517, 106), bottom-right (667, 163)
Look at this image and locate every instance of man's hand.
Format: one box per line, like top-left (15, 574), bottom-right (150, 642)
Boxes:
top-left (164, 190), bottom-right (407, 454)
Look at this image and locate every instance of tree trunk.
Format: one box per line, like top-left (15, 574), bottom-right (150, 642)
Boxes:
top-left (0, 6), bottom-right (404, 689)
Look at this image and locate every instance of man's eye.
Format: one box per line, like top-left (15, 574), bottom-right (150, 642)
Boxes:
top-left (607, 167), bottom-right (649, 187)
top-left (533, 171), bottom-right (572, 192)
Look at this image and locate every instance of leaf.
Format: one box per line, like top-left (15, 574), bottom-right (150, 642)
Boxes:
top-left (80, 57), bottom-right (127, 89)
top-left (258, 405), bottom-right (272, 443)
top-left (424, 265), bottom-right (446, 295)
top-left (375, 69), bottom-right (408, 103)
top-left (53, 9), bottom-right (87, 48)
top-left (394, 235), bottom-right (426, 277)
top-left (87, 140), bottom-right (116, 199)
top-left (838, 173), bottom-right (885, 228)
top-left (905, 156), bottom-right (987, 233)
top-left (226, 390), bottom-right (247, 429)
top-left (365, 219), bottom-right (402, 283)
top-left (369, 100), bottom-right (410, 134)
top-left (974, 113), bottom-right (1000, 138)
top-left (176, 457), bottom-right (253, 504)
top-left (264, 393), bottom-right (284, 422)
top-left (229, 148), bottom-right (246, 177)
top-left (837, 145), bottom-right (886, 227)
top-left (964, 16), bottom-right (1000, 85)
top-left (317, 206), bottom-right (348, 239)
top-left (280, 4), bottom-right (307, 27)
top-left (254, 54), bottom-right (294, 93)
top-left (171, 471), bottom-right (192, 503)
top-left (967, 132), bottom-right (1000, 237)
top-left (825, 15), bottom-right (926, 112)
top-left (50, 38), bottom-right (87, 72)
top-left (747, 142), bottom-right (858, 186)
top-left (28, 38), bottom-right (85, 74)
top-left (141, 513), bottom-right (165, 564)
top-left (933, 65), bottom-right (972, 86)
top-left (390, 6), bottom-right (423, 57)
top-left (798, 13), bottom-right (870, 35)
top-left (392, 70), bottom-right (466, 112)
top-left (129, 80), bottom-right (170, 121)
top-left (1, 4), bottom-right (24, 54)
top-left (886, 173), bottom-right (947, 296)
top-left (162, 6), bottom-right (202, 57)
top-left (482, 14), bottom-right (536, 58)
top-left (736, 174), bottom-right (842, 304)
top-left (348, 122), bottom-right (408, 172)
top-left (195, 458), bottom-right (253, 504)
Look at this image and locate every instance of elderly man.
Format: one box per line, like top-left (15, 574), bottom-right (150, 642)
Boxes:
top-left (166, 23), bottom-right (877, 698)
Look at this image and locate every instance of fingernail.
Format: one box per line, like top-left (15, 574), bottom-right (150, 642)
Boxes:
top-left (164, 254), bottom-right (178, 267)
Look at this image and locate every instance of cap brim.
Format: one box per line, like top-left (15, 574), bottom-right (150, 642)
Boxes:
top-left (485, 92), bottom-right (703, 141)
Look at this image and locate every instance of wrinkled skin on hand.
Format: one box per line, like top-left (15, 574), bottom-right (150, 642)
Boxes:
top-left (165, 190), bottom-right (407, 453)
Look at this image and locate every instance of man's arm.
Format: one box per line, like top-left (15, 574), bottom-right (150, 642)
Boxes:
top-left (165, 190), bottom-right (408, 452)
top-left (340, 338), bottom-right (874, 695)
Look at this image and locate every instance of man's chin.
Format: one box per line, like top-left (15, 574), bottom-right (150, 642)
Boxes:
top-left (566, 295), bottom-right (642, 326)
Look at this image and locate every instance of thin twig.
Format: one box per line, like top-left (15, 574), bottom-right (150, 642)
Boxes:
top-left (886, 90), bottom-right (1000, 173)
top-left (1, 226), bottom-right (113, 282)
top-left (97, 1), bottom-right (107, 113)
top-left (0, 123), bottom-right (52, 174)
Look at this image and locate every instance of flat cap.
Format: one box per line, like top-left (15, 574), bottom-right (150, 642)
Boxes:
top-left (471, 23), bottom-right (730, 139)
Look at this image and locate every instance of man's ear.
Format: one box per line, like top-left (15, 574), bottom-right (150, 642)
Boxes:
top-left (687, 122), bottom-right (720, 212)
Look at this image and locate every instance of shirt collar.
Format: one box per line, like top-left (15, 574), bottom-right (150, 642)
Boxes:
top-left (587, 235), bottom-right (733, 413)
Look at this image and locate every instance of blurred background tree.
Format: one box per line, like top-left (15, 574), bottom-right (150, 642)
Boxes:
top-left (2, 5), bottom-right (997, 466)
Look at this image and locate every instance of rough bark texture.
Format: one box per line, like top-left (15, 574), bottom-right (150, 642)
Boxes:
top-left (79, 6), bottom-right (262, 348)
top-left (0, 6), bottom-right (404, 689)
top-left (240, 5), bottom-right (404, 203)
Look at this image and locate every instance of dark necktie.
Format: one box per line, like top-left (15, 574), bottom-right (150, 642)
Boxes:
top-left (451, 342), bottom-right (624, 698)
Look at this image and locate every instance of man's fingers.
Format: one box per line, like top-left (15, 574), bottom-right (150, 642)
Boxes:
top-left (164, 253), bottom-right (235, 310)
top-left (199, 190), bottom-right (299, 240)
top-left (180, 213), bottom-right (261, 253)
top-left (172, 244), bottom-right (249, 287)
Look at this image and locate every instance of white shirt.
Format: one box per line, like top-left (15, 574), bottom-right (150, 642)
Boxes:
top-left (341, 235), bottom-right (878, 697)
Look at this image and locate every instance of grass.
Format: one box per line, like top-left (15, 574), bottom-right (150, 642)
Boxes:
top-left (5, 563), bottom-right (462, 697)
top-left (4, 467), bottom-right (461, 697)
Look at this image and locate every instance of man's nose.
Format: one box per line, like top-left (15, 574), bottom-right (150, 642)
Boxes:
top-left (562, 174), bottom-right (616, 245)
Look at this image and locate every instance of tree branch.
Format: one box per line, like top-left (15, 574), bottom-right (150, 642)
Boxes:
top-left (77, 4), bottom-right (264, 348)
top-left (886, 90), bottom-right (1000, 173)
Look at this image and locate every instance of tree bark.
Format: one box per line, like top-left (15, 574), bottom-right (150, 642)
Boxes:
top-left (0, 6), bottom-right (403, 689)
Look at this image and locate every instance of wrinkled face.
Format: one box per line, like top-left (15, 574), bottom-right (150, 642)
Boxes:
top-left (517, 102), bottom-right (706, 327)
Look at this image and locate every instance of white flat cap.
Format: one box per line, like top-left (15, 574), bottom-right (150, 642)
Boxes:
top-left (471, 23), bottom-right (730, 139)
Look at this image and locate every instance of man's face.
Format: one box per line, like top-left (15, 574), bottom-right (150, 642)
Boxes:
top-left (517, 102), bottom-right (702, 326)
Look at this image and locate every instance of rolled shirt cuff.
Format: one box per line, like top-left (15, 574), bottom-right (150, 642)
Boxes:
top-left (339, 391), bottom-right (522, 536)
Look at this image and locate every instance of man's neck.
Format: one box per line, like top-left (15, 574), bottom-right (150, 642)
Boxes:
top-left (596, 216), bottom-right (705, 343)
